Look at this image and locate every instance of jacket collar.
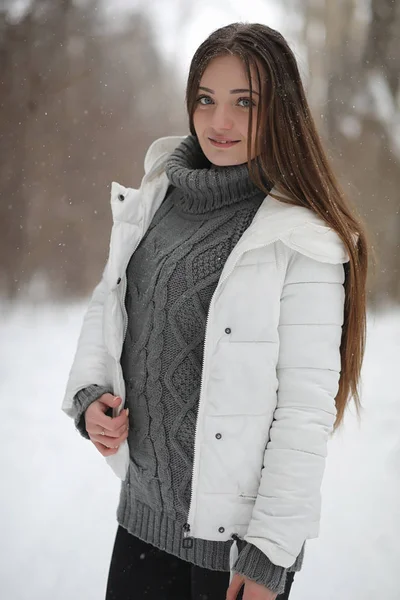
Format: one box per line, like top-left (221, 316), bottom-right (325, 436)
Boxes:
top-left (112, 135), bottom-right (350, 264)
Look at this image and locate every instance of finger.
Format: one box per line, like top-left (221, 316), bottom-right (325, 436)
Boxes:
top-left (88, 411), bottom-right (115, 431)
top-left (106, 409), bottom-right (129, 432)
top-left (90, 434), bottom-right (119, 449)
top-left (98, 393), bottom-right (123, 409)
top-left (92, 441), bottom-right (119, 457)
top-left (226, 574), bottom-right (244, 600)
top-left (114, 428), bottom-right (129, 445)
top-left (113, 421), bottom-right (130, 437)
top-left (87, 420), bottom-right (129, 438)
top-left (89, 407), bottom-right (129, 432)
top-left (91, 428), bottom-right (128, 449)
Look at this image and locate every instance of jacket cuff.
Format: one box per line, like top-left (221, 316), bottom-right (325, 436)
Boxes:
top-left (73, 384), bottom-right (114, 439)
top-left (233, 542), bottom-right (288, 595)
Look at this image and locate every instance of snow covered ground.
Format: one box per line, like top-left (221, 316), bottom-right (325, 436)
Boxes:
top-left (0, 301), bottom-right (399, 600)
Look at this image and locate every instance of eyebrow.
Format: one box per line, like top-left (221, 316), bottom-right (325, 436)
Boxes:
top-left (199, 86), bottom-right (260, 96)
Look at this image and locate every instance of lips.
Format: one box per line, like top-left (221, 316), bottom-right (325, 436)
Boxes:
top-left (209, 138), bottom-right (240, 148)
top-left (209, 138), bottom-right (239, 143)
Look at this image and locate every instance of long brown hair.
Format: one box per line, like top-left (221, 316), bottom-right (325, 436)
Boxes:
top-left (186, 23), bottom-right (369, 430)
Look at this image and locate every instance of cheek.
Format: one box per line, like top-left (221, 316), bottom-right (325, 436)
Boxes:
top-left (246, 114), bottom-right (257, 145)
top-left (193, 108), bottom-right (205, 128)
top-left (193, 112), bottom-right (202, 136)
top-left (239, 111), bottom-right (257, 137)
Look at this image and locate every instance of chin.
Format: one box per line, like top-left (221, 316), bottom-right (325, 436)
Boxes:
top-left (197, 136), bottom-right (247, 167)
top-left (209, 153), bottom-right (247, 167)
top-left (203, 148), bottom-right (247, 167)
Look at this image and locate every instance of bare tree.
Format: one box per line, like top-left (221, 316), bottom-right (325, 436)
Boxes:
top-left (0, 0), bottom-right (187, 300)
top-left (296, 0), bottom-right (400, 304)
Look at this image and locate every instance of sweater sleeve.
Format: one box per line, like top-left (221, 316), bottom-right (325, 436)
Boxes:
top-left (233, 542), bottom-right (287, 594)
top-left (73, 384), bottom-right (114, 439)
top-left (233, 541), bottom-right (305, 595)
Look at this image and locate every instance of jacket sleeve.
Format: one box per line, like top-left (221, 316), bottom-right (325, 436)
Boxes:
top-left (62, 262), bottom-right (114, 420)
top-left (243, 241), bottom-right (346, 568)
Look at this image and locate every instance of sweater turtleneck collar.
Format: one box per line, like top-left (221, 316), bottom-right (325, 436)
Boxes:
top-left (164, 134), bottom-right (269, 214)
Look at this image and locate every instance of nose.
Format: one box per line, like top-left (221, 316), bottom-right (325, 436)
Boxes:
top-left (211, 104), bottom-right (234, 131)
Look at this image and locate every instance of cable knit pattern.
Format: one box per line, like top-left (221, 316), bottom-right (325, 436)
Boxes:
top-left (118, 189), bottom-right (263, 529)
top-left (73, 135), bottom-right (305, 592)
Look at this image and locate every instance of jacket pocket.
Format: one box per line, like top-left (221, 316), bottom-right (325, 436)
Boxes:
top-left (239, 492), bottom-right (257, 500)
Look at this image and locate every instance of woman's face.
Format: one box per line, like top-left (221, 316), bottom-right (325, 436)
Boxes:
top-left (193, 54), bottom-right (261, 167)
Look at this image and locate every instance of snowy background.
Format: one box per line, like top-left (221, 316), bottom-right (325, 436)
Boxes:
top-left (1, 301), bottom-right (399, 600)
top-left (1, 0), bottom-right (400, 598)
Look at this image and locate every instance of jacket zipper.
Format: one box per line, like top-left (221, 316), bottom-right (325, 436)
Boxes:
top-left (120, 274), bottom-right (129, 345)
top-left (183, 237), bottom-right (282, 545)
top-left (183, 279), bottom-right (215, 547)
top-left (114, 271), bottom-right (129, 418)
top-left (116, 171), bottom-right (168, 412)
top-left (115, 180), bottom-right (153, 413)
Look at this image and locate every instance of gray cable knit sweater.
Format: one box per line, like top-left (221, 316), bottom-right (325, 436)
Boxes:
top-left (73, 135), bottom-right (304, 595)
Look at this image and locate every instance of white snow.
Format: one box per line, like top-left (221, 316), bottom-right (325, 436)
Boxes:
top-left (0, 301), bottom-right (399, 599)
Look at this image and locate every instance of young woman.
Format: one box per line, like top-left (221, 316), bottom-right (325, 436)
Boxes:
top-left (62, 22), bottom-right (368, 600)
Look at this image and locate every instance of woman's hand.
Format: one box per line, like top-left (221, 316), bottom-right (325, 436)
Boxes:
top-left (227, 574), bottom-right (278, 600)
top-left (85, 394), bottom-right (129, 457)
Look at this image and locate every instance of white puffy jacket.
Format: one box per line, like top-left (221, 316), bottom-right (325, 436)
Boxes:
top-left (62, 135), bottom-right (349, 569)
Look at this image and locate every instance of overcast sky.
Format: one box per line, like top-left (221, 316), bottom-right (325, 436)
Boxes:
top-left (100, 0), bottom-right (305, 84)
top-left (7, 0), bottom-right (305, 85)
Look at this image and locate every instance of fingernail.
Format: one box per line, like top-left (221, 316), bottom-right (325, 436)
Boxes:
top-left (125, 408), bottom-right (129, 416)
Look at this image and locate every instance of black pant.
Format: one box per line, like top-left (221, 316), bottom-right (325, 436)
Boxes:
top-left (105, 526), bottom-right (295, 600)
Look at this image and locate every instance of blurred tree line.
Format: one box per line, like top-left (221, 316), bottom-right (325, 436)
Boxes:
top-left (295, 0), bottom-right (400, 304)
top-left (0, 0), bottom-right (399, 305)
top-left (0, 0), bottom-right (187, 300)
